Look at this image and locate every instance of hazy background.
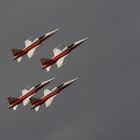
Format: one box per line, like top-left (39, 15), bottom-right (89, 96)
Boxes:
top-left (0, 0), bottom-right (140, 140)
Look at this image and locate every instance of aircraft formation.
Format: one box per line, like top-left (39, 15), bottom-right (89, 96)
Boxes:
top-left (8, 29), bottom-right (88, 111)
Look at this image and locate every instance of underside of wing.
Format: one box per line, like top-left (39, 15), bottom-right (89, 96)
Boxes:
top-left (43, 89), bottom-right (51, 97)
top-left (56, 57), bottom-right (66, 68)
top-left (45, 95), bottom-right (57, 108)
top-left (23, 96), bottom-right (32, 106)
top-left (24, 39), bottom-right (33, 48)
top-left (21, 89), bottom-right (33, 106)
top-left (53, 48), bottom-right (62, 57)
top-left (27, 47), bottom-right (37, 58)
top-left (22, 89), bottom-right (29, 95)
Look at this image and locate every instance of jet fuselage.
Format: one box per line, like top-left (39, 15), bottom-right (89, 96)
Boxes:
top-left (42, 37), bottom-right (88, 69)
top-left (9, 79), bottom-right (53, 109)
top-left (13, 29), bottom-right (59, 60)
top-left (13, 35), bottom-right (50, 60)
top-left (42, 44), bottom-right (76, 69)
top-left (31, 82), bottom-right (73, 109)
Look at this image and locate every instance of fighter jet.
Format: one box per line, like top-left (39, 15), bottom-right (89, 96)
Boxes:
top-left (40, 37), bottom-right (88, 72)
top-left (7, 78), bottom-right (55, 110)
top-left (30, 78), bottom-right (78, 111)
top-left (11, 29), bottom-right (59, 62)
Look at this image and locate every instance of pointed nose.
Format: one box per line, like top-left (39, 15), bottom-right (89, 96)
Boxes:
top-left (74, 37), bottom-right (88, 46)
top-left (45, 29), bottom-right (59, 37)
top-left (64, 78), bottom-right (79, 85)
top-left (41, 78), bottom-right (55, 85)
top-left (69, 78), bottom-right (79, 83)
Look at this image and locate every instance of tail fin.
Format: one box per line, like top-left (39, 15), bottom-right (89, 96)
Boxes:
top-left (30, 97), bottom-right (40, 105)
top-left (7, 97), bottom-right (18, 105)
top-left (11, 48), bottom-right (23, 56)
top-left (40, 57), bottom-right (52, 66)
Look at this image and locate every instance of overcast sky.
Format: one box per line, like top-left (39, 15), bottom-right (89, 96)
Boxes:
top-left (0, 0), bottom-right (140, 140)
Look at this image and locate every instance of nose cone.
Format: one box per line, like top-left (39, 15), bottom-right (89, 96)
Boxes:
top-left (41, 78), bottom-right (55, 85)
top-left (45, 29), bottom-right (59, 37)
top-left (74, 37), bottom-right (88, 46)
top-left (64, 78), bottom-right (79, 86)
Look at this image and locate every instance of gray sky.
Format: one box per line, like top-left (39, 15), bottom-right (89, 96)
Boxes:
top-left (0, 0), bottom-right (140, 140)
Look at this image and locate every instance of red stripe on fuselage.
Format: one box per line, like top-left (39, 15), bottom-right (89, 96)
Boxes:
top-left (9, 81), bottom-right (51, 109)
top-left (53, 49), bottom-right (70, 61)
top-left (14, 36), bottom-right (49, 60)
top-left (9, 88), bottom-right (38, 108)
top-left (43, 49), bottom-right (72, 68)
top-left (32, 89), bottom-right (60, 109)
top-left (31, 85), bottom-right (68, 109)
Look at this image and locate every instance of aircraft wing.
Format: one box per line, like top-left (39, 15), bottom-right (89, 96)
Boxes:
top-left (43, 89), bottom-right (52, 97)
top-left (56, 56), bottom-right (67, 68)
top-left (24, 39), bottom-right (33, 47)
top-left (23, 96), bottom-right (33, 106)
top-left (53, 48), bottom-right (62, 57)
top-left (45, 95), bottom-right (57, 108)
top-left (22, 89), bottom-right (29, 95)
top-left (27, 47), bottom-right (38, 58)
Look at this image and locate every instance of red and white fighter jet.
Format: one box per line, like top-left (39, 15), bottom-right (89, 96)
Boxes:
top-left (11, 29), bottom-right (59, 62)
top-left (40, 37), bottom-right (88, 72)
top-left (7, 78), bottom-right (55, 110)
top-left (30, 78), bottom-right (78, 111)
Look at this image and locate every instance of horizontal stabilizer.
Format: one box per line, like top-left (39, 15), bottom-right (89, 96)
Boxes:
top-left (7, 97), bottom-right (18, 105)
top-left (30, 97), bottom-right (40, 105)
top-left (46, 66), bottom-right (51, 72)
top-left (17, 57), bottom-right (22, 62)
top-left (35, 106), bottom-right (40, 112)
top-left (11, 48), bottom-right (23, 56)
top-left (13, 105), bottom-right (18, 110)
top-left (40, 57), bottom-right (52, 66)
